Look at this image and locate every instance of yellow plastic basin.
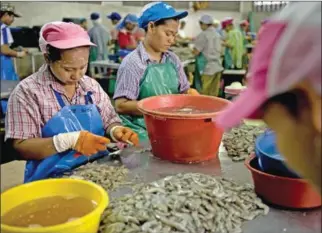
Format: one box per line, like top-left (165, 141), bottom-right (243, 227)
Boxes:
top-left (1, 178), bottom-right (108, 233)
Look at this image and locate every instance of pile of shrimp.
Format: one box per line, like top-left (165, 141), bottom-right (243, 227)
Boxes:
top-left (99, 173), bottom-right (269, 233)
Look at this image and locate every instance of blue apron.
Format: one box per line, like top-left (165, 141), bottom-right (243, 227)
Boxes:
top-left (0, 54), bottom-right (19, 81)
top-left (1, 23), bottom-right (19, 114)
top-left (0, 23), bottom-right (19, 81)
top-left (24, 89), bottom-right (108, 183)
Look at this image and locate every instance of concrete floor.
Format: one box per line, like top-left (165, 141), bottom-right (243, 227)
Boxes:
top-left (1, 160), bottom-right (25, 192)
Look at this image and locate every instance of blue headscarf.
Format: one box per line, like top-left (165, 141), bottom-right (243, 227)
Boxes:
top-left (116, 14), bottom-right (138, 30)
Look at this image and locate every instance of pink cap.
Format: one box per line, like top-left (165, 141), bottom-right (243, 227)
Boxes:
top-left (40, 22), bottom-right (95, 52)
top-left (216, 2), bottom-right (321, 130)
top-left (221, 18), bottom-right (233, 29)
top-left (240, 20), bottom-right (249, 26)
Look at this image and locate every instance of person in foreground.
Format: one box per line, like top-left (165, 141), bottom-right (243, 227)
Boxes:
top-left (5, 22), bottom-right (138, 183)
top-left (113, 2), bottom-right (199, 141)
top-left (216, 2), bottom-right (321, 194)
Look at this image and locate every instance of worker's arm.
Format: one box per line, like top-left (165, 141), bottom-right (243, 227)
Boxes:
top-left (12, 138), bottom-right (57, 160)
top-left (12, 131), bottom-right (111, 160)
top-left (0, 44), bottom-right (25, 57)
top-left (115, 98), bottom-right (142, 116)
top-left (193, 33), bottom-right (205, 56)
top-left (193, 48), bottom-right (200, 56)
top-left (223, 32), bottom-right (234, 49)
top-left (125, 44), bottom-right (137, 50)
top-left (113, 59), bottom-right (142, 115)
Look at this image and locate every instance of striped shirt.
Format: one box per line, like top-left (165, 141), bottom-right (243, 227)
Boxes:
top-left (5, 64), bottom-right (121, 140)
top-left (113, 42), bottom-right (190, 100)
top-left (0, 23), bottom-right (14, 46)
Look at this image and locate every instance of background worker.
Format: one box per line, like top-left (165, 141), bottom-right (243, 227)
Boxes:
top-left (213, 19), bottom-right (223, 38)
top-left (117, 14), bottom-right (139, 50)
top-left (177, 19), bottom-right (187, 39)
top-left (88, 12), bottom-right (110, 62)
top-left (239, 20), bottom-right (251, 69)
top-left (0, 3), bottom-right (27, 81)
top-left (193, 15), bottom-right (223, 96)
top-left (107, 11), bottom-right (122, 47)
top-left (79, 18), bottom-right (88, 31)
top-left (216, 2), bottom-right (321, 194)
top-left (221, 17), bottom-right (244, 70)
top-left (113, 2), bottom-right (198, 141)
top-left (0, 3), bottom-right (27, 115)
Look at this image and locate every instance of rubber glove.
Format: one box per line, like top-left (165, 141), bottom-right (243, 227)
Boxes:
top-left (53, 131), bottom-right (110, 156)
top-left (16, 51), bottom-right (26, 58)
top-left (187, 88), bottom-right (200, 96)
top-left (110, 126), bottom-right (139, 146)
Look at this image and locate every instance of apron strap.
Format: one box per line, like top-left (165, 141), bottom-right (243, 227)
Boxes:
top-left (85, 91), bottom-right (93, 105)
top-left (53, 88), bottom-right (94, 108)
top-left (53, 89), bottom-right (66, 108)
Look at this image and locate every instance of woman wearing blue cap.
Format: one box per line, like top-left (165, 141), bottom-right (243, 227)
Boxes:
top-left (117, 14), bottom-right (139, 50)
top-left (113, 2), bottom-right (199, 141)
top-left (107, 12), bottom-right (122, 47)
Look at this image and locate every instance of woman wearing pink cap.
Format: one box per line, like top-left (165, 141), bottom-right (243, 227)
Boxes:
top-left (5, 22), bottom-right (139, 182)
top-left (217, 2), bottom-right (321, 194)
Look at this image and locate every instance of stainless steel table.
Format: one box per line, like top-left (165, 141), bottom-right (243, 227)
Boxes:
top-left (99, 141), bottom-right (321, 233)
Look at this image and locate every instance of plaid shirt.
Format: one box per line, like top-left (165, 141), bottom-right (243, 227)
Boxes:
top-left (5, 64), bottom-right (121, 140)
top-left (113, 42), bottom-right (190, 100)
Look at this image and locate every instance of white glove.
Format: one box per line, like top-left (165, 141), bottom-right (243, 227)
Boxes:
top-left (16, 51), bottom-right (26, 58)
top-left (53, 132), bottom-right (80, 153)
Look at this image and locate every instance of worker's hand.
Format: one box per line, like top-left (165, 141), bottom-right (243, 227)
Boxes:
top-left (22, 48), bottom-right (29, 54)
top-left (53, 131), bottom-right (110, 156)
top-left (16, 51), bottom-right (27, 58)
top-left (187, 88), bottom-right (200, 96)
top-left (74, 131), bottom-right (110, 156)
top-left (111, 126), bottom-right (139, 146)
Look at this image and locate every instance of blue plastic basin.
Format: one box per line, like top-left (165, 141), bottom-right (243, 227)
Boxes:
top-left (255, 130), bottom-right (301, 178)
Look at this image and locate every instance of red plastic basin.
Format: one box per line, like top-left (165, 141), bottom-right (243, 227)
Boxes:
top-left (245, 154), bottom-right (321, 209)
top-left (137, 95), bottom-right (231, 163)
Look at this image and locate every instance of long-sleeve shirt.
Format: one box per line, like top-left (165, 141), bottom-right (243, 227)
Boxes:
top-left (88, 23), bottom-right (110, 61)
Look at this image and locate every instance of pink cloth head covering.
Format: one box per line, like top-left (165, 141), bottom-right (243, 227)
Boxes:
top-left (221, 17), bottom-right (233, 29)
top-left (39, 22), bottom-right (95, 54)
top-left (216, 2), bottom-right (321, 129)
top-left (240, 20), bottom-right (249, 26)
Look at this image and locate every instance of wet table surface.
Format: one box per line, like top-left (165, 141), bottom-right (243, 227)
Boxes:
top-left (98, 141), bottom-right (321, 233)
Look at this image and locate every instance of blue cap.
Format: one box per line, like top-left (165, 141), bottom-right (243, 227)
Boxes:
top-left (90, 12), bottom-right (100, 20)
top-left (116, 14), bottom-right (138, 30)
top-left (138, 2), bottom-right (188, 29)
top-left (107, 12), bottom-right (122, 21)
